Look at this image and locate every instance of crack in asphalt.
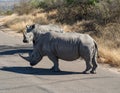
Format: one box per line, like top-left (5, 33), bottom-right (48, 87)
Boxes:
top-left (0, 76), bottom-right (116, 93)
top-left (0, 84), bottom-right (54, 93)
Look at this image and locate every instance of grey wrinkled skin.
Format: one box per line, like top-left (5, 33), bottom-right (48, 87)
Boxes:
top-left (23, 24), bottom-right (64, 44)
top-left (22, 24), bottom-right (98, 74)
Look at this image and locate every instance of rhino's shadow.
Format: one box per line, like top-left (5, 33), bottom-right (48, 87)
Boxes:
top-left (0, 66), bottom-right (83, 75)
top-left (0, 45), bottom-right (33, 56)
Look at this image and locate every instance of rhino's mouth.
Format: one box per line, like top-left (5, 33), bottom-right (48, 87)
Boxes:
top-left (30, 62), bottom-right (37, 66)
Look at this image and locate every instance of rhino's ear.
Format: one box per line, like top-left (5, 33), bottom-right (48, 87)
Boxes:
top-left (26, 25), bottom-right (30, 29)
top-left (26, 24), bottom-right (35, 29)
top-left (31, 24), bottom-right (35, 29)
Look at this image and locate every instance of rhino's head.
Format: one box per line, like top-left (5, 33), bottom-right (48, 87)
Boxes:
top-left (19, 51), bottom-right (42, 66)
top-left (23, 24), bottom-right (35, 43)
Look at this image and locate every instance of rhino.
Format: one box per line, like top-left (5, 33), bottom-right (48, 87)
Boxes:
top-left (20, 24), bottom-right (98, 74)
top-left (23, 24), bottom-right (63, 44)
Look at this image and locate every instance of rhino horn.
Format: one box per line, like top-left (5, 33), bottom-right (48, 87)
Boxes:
top-left (19, 53), bottom-right (30, 62)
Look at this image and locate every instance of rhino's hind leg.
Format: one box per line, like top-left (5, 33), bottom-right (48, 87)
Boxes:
top-left (83, 57), bottom-right (92, 74)
top-left (90, 52), bottom-right (98, 74)
top-left (48, 54), bottom-right (60, 72)
top-left (90, 61), bottom-right (97, 74)
top-left (83, 63), bottom-right (92, 74)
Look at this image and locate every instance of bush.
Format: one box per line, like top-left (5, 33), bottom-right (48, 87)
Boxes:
top-left (13, 0), bottom-right (33, 15)
top-left (30, 0), bottom-right (47, 8)
top-left (88, 0), bottom-right (98, 5)
top-left (95, 0), bottom-right (120, 24)
top-left (55, 0), bottom-right (120, 25)
top-left (30, 0), bottom-right (62, 9)
top-left (4, 10), bottom-right (13, 15)
top-left (56, 3), bottom-right (95, 24)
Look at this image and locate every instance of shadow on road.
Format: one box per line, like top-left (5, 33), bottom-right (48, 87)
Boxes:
top-left (0, 66), bottom-right (83, 75)
top-left (0, 67), bottom-right (114, 81)
top-left (0, 45), bottom-right (32, 56)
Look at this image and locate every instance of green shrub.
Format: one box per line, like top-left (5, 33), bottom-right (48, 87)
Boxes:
top-left (30, 0), bottom-right (47, 8)
top-left (88, 0), bottom-right (97, 5)
top-left (65, 0), bottom-right (74, 5)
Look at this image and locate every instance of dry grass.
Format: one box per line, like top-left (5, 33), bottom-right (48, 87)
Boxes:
top-left (95, 23), bottom-right (120, 67)
top-left (0, 14), bottom-right (18, 24)
top-left (33, 12), bottom-right (48, 24)
top-left (99, 46), bottom-right (120, 67)
top-left (9, 20), bottom-right (33, 32)
top-left (0, 12), bottom-right (49, 32)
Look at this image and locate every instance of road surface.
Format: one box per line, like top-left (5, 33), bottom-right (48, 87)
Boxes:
top-left (0, 27), bottom-right (120, 93)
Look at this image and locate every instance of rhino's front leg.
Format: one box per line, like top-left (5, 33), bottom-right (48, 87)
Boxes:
top-left (47, 53), bottom-right (60, 72)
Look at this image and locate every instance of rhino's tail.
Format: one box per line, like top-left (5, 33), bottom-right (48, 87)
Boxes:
top-left (94, 41), bottom-right (99, 58)
top-left (90, 41), bottom-right (98, 74)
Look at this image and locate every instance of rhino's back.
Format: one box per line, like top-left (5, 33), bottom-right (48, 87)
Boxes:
top-left (35, 24), bottom-right (63, 32)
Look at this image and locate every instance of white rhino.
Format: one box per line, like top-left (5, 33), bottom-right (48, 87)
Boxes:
top-left (20, 24), bottom-right (98, 74)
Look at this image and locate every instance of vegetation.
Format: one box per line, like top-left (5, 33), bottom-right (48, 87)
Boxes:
top-left (0, 0), bottom-right (120, 67)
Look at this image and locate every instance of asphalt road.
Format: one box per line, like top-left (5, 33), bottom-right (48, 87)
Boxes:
top-left (0, 27), bottom-right (120, 93)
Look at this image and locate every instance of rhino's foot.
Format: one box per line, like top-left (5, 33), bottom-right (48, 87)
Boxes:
top-left (90, 70), bottom-right (96, 74)
top-left (82, 71), bottom-right (89, 74)
top-left (50, 66), bottom-right (60, 72)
